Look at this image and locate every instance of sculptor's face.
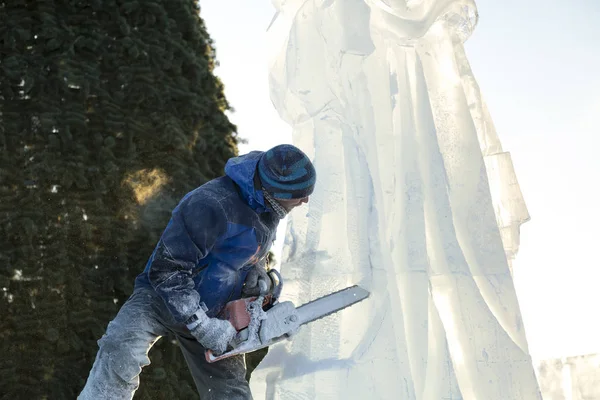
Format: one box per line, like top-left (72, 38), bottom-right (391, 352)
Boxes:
top-left (277, 196), bottom-right (309, 212)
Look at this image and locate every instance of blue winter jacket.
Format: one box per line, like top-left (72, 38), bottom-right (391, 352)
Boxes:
top-left (134, 151), bottom-right (280, 323)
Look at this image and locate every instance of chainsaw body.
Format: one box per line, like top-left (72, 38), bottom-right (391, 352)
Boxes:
top-left (204, 295), bottom-right (301, 363)
top-left (204, 284), bottom-right (370, 363)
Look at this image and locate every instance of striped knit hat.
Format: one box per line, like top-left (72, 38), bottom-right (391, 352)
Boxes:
top-left (258, 144), bottom-right (316, 200)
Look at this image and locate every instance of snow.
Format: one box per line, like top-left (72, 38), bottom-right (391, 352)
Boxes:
top-left (249, 1), bottom-right (542, 399)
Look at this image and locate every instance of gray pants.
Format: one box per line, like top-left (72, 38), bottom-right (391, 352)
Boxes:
top-left (78, 287), bottom-right (252, 400)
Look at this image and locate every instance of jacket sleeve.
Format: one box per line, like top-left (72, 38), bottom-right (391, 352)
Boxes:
top-left (147, 192), bottom-right (227, 324)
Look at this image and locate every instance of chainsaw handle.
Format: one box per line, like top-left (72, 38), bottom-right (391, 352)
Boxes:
top-left (268, 269), bottom-right (283, 301)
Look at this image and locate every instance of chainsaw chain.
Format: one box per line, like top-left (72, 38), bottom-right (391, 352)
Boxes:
top-left (297, 285), bottom-right (367, 326)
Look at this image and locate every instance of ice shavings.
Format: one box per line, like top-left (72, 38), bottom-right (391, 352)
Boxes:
top-left (247, 296), bottom-right (268, 344)
top-left (227, 296), bottom-right (268, 355)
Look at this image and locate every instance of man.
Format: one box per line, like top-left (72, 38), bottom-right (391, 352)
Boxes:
top-left (78, 144), bottom-right (316, 400)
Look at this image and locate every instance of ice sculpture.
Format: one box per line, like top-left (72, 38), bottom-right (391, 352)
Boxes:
top-left (250, 0), bottom-right (541, 399)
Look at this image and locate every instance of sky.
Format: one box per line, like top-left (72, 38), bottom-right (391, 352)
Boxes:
top-left (200, 0), bottom-right (600, 361)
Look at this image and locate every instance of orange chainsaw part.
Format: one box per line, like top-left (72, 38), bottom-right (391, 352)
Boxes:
top-left (217, 295), bottom-right (272, 331)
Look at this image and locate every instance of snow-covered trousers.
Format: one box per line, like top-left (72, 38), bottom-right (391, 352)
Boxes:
top-left (78, 286), bottom-right (252, 400)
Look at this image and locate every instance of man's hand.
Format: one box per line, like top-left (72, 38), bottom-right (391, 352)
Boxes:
top-left (242, 264), bottom-right (272, 297)
top-left (189, 317), bottom-right (237, 356)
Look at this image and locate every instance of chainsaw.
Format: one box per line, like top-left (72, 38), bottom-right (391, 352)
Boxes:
top-left (205, 270), bottom-right (370, 363)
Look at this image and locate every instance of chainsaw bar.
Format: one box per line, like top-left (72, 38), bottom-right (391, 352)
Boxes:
top-left (205, 284), bottom-right (370, 363)
top-left (296, 285), bottom-right (370, 326)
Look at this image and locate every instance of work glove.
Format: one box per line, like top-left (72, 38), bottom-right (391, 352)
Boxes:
top-left (242, 263), bottom-right (272, 297)
top-left (188, 311), bottom-right (237, 356)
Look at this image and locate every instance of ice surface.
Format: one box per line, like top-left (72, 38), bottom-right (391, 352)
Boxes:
top-left (250, 1), bottom-right (541, 399)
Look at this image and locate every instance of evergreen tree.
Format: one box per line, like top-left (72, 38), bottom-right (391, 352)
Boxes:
top-left (0, 1), bottom-right (237, 398)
